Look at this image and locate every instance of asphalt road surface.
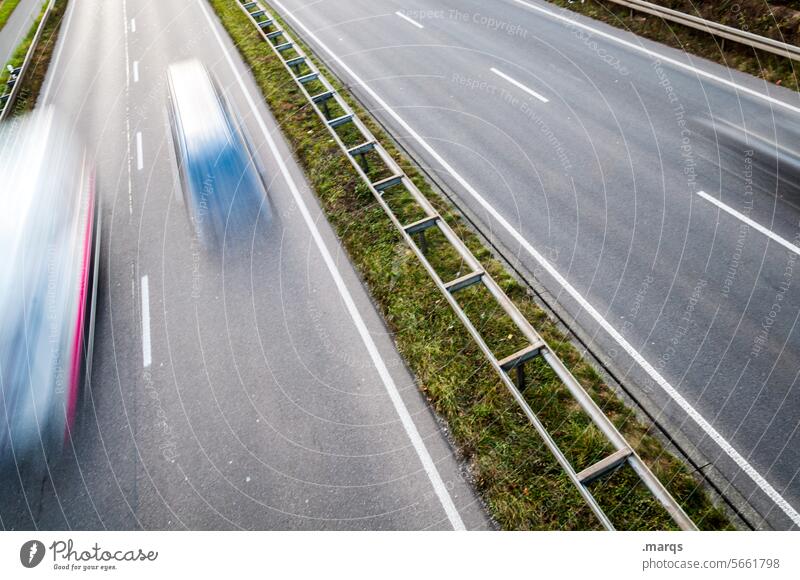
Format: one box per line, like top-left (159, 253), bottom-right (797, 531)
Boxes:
top-left (266, 0), bottom-right (800, 529)
top-left (0, 0), bottom-right (491, 530)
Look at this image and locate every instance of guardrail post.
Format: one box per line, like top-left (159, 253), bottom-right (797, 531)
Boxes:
top-left (417, 231), bottom-right (428, 254)
top-left (516, 362), bottom-right (526, 391)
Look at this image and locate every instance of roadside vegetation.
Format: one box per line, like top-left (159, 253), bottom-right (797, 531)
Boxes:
top-left (550, 0), bottom-right (800, 91)
top-left (0, 0), bottom-right (67, 117)
top-left (0, 0), bottom-right (23, 31)
top-left (211, 0), bottom-right (734, 530)
top-left (0, 0), bottom-right (44, 89)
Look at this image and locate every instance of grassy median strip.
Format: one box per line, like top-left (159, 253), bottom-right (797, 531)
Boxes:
top-left (211, 0), bottom-right (732, 530)
top-left (0, 0), bottom-right (23, 31)
top-left (549, 0), bottom-right (800, 92)
top-left (0, 0), bottom-right (68, 117)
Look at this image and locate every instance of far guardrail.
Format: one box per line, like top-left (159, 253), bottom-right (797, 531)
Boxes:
top-left (607, 0), bottom-right (800, 61)
top-left (0, 0), bottom-right (56, 122)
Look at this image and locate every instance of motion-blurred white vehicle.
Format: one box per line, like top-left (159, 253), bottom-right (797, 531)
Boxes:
top-left (0, 107), bottom-right (100, 467)
top-left (166, 59), bottom-right (268, 247)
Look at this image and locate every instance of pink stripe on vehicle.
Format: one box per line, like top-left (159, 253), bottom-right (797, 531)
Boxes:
top-left (66, 173), bottom-right (95, 438)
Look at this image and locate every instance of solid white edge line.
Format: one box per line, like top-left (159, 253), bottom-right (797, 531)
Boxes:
top-left (490, 67), bottom-right (549, 103)
top-left (135, 131), bottom-right (143, 170)
top-left (123, 0), bottom-right (133, 216)
top-left (133, 60), bottom-right (139, 83)
top-left (141, 275), bottom-right (152, 368)
top-left (40, 0), bottom-right (77, 104)
top-left (395, 11), bottom-right (424, 29)
top-left (196, 0), bottom-right (465, 531)
top-left (697, 191), bottom-right (800, 256)
top-left (268, 0), bottom-right (800, 526)
top-left (512, 0), bottom-right (800, 116)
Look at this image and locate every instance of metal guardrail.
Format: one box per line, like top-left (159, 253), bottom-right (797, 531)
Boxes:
top-left (607, 0), bottom-right (800, 61)
top-left (0, 0), bottom-right (56, 122)
top-left (234, 0), bottom-right (698, 530)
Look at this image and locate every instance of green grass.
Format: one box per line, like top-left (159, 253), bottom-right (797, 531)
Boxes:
top-left (0, 0), bottom-right (67, 117)
top-left (549, 0), bottom-right (800, 92)
top-left (0, 0), bottom-right (23, 31)
top-left (211, 0), bottom-right (734, 530)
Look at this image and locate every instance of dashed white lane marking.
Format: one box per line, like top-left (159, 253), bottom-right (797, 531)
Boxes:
top-left (197, 0), bottom-right (465, 531)
top-left (490, 67), bottom-right (549, 103)
top-left (697, 190), bottom-right (800, 256)
top-left (136, 131), bottom-right (143, 170)
top-left (395, 11), bottom-right (424, 29)
top-left (131, 18), bottom-right (136, 33)
top-left (141, 275), bottom-right (152, 368)
top-left (133, 61), bottom-right (139, 83)
top-left (269, 0), bottom-right (800, 526)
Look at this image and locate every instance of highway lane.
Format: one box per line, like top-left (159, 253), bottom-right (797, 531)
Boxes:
top-left (0, 0), bottom-right (490, 530)
top-left (0, 0), bottom-right (42, 66)
top-left (267, 0), bottom-right (800, 528)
